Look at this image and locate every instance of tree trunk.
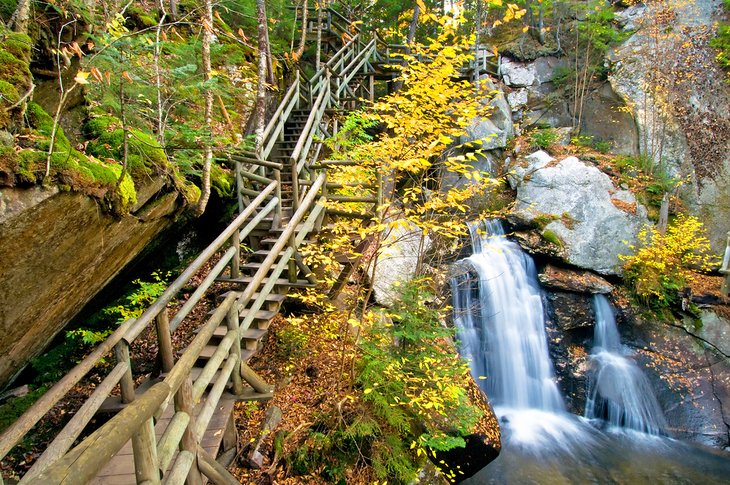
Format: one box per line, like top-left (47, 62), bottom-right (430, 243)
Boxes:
top-left (407, 2), bottom-right (420, 44)
top-left (254, 0), bottom-right (269, 153)
top-left (295, 0), bottom-right (308, 60)
top-left (9, 0), bottom-right (31, 33)
top-left (315, 3), bottom-right (324, 70)
top-left (154, 1), bottom-right (168, 144)
top-left (195, 0), bottom-right (214, 216)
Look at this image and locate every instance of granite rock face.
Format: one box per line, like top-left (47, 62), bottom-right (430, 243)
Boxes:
top-left (508, 151), bottom-right (649, 275)
top-left (0, 179), bottom-right (180, 388)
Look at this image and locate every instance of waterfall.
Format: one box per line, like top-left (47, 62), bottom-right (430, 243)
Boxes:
top-left (454, 220), bottom-right (563, 411)
top-left (451, 220), bottom-right (590, 451)
top-left (451, 220), bottom-right (730, 484)
top-left (585, 295), bottom-right (667, 435)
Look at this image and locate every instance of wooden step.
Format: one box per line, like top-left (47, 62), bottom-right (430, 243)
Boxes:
top-left (259, 237), bottom-right (314, 247)
top-left (199, 345), bottom-right (255, 362)
top-left (239, 308), bottom-right (277, 322)
top-left (98, 376), bottom-right (165, 414)
top-left (220, 275), bottom-right (317, 289)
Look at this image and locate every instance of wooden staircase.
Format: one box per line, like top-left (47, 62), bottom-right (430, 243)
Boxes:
top-left (0, 8), bottom-right (393, 485)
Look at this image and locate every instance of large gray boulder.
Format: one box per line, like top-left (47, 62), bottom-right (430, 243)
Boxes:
top-left (461, 78), bottom-right (514, 150)
top-left (371, 220), bottom-right (431, 306)
top-left (508, 151), bottom-right (649, 274)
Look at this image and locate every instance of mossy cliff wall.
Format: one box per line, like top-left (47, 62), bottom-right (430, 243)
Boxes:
top-left (0, 179), bottom-right (180, 389)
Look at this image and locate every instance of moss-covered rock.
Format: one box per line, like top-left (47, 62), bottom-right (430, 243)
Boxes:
top-left (8, 103), bottom-right (139, 211)
top-left (211, 163), bottom-right (234, 198)
top-left (0, 30), bottom-right (32, 130)
top-left (85, 115), bottom-right (168, 176)
top-left (126, 4), bottom-right (158, 29)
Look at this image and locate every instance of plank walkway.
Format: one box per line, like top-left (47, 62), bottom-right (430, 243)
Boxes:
top-left (92, 394), bottom-right (237, 484)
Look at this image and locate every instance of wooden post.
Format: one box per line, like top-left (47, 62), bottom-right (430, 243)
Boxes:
top-left (291, 156), bottom-right (300, 212)
top-left (235, 160), bottom-right (244, 213)
top-left (315, 171), bottom-right (327, 232)
top-left (226, 305), bottom-right (245, 395)
top-left (288, 233), bottom-right (298, 283)
top-left (274, 169), bottom-right (282, 227)
top-left (132, 417), bottom-right (160, 484)
top-left (231, 229), bottom-right (241, 279)
top-left (115, 341), bottom-right (136, 404)
top-left (174, 378), bottom-right (204, 485)
top-left (197, 447), bottom-right (240, 485)
top-left (721, 231), bottom-right (730, 297)
top-left (240, 362), bottom-right (273, 393)
top-left (155, 309), bottom-right (175, 373)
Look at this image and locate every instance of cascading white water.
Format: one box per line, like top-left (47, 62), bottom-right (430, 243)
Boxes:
top-left (452, 220), bottom-right (730, 484)
top-left (452, 221), bottom-right (585, 451)
top-left (455, 220), bottom-right (563, 411)
top-left (585, 295), bottom-right (667, 435)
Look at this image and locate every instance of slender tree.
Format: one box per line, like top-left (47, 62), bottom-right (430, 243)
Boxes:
top-left (196, 0), bottom-right (215, 215)
top-left (254, 0), bottom-right (270, 153)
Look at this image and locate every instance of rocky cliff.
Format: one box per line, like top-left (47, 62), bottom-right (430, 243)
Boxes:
top-left (0, 178), bottom-right (182, 389)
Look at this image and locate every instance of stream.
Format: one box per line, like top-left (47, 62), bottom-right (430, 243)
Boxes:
top-left (451, 221), bottom-right (730, 484)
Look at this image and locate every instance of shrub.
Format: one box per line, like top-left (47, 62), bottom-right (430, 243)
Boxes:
top-left (620, 214), bottom-right (718, 309)
top-left (529, 128), bottom-right (559, 150)
top-left (357, 279), bottom-right (483, 482)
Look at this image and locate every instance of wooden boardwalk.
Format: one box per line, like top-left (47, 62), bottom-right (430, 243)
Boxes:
top-left (92, 394), bottom-right (236, 484)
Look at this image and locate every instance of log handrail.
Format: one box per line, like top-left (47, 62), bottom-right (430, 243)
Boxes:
top-left (22, 382), bottom-right (170, 485)
top-left (5, 9), bottom-right (386, 483)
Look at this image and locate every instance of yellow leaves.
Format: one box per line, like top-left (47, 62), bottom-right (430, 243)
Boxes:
top-left (621, 214), bottom-right (719, 307)
top-left (74, 71), bottom-right (91, 85)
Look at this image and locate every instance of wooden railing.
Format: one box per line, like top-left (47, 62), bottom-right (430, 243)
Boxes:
top-left (0, 10), bottom-right (432, 483)
top-left (1, 167), bottom-right (331, 483)
top-left (0, 183), bottom-right (282, 483)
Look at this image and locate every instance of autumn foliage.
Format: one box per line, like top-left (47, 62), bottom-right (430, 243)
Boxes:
top-left (620, 214), bottom-right (718, 309)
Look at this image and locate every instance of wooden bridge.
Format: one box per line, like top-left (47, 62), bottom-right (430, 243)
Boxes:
top-left (0, 9), bottom-right (499, 485)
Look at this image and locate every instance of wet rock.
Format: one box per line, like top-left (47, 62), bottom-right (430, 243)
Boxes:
top-left (620, 310), bottom-right (730, 449)
top-left (432, 433), bottom-right (500, 483)
top-left (543, 292), bottom-right (594, 415)
top-left (545, 291), bottom-right (595, 330)
top-left (538, 264), bottom-right (614, 294)
top-left (512, 229), bottom-right (567, 260)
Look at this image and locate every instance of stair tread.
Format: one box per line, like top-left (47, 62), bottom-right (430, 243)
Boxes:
top-left (209, 326), bottom-right (269, 339)
top-left (240, 308), bottom-right (278, 320)
top-left (219, 275), bottom-right (317, 288)
top-left (199, 345), bottom-right (255, 361)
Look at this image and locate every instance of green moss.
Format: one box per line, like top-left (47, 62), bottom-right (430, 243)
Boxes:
top-left (0, 49), bottom-right (30, 88)
top-left (85, 115), bottom-right (168, 175)
top-left (181, 180), bottom-right (201, 206)
top-left (211, 163), bottom-right (234, 197)
top-left (115, 170), bottom-right (138, 211)
top-left (0, 387), bottom-right (48, 434)
top-left (1, 31), bottom-right (32, 61)
top-left (542, 229), bottom-right (564, 247)
top-left (0, 79), bottom-right (18, 103)
top-left (532, 213), bottom-right (560, 230)
top-left (0, 79), bottom-right (19, 127)
top-left (126, 4), bottom-right (158, 28)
